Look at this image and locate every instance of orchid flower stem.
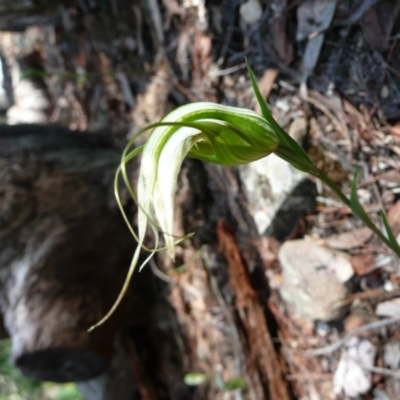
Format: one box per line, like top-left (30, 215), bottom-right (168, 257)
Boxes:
top-left (313, 169), bottom-right (400, 258)
top-left (275, 137), bottom-right (400, 258)
top-left (313, 173), bottom-right (351, 208)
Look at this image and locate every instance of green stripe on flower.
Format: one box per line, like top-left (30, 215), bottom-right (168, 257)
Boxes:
top-left (138, 102), bottom-right (280, 258)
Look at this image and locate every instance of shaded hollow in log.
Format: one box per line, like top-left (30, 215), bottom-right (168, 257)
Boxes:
top-left (0, 124), bottom-right (134, 382)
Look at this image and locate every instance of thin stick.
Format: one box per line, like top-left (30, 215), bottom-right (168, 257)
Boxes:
top-left (306, 315), bottom-right (400, 356)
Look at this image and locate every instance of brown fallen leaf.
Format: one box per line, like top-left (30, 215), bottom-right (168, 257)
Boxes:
top-left (360, 0), bottom-right (400, 52)
top-left (344, 314), bottom-right (369, 335)
top-left (360, 6), bottom-right (387, 52)
top-left (254, 69), bottom-right (279, 115)
top-left (161, 0), bottom-right (182, 29)
top-left (378, 170), bottom-right (400, 189)
top-left (324, 227), bottom-right (373, 250)
top-left (350, 253), bottom-right (375, 276)
top-left (387, 200), bottom-right (400, 236)
top-left (390, 274), bottom-right (400, 286)
top-left (389, 122), bottom-right (400, 143)
top-left (270, 0), bottom-right (293, 65)
top-left (217, 220), bottom-right (291, 400)
top-left (258, 236), bottom-right (280, 266)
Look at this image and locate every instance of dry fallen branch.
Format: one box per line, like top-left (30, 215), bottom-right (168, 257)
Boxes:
top-left (217, 220), bottom-right (292, 400)
top-left (307, 315), bottom-right (400, 357)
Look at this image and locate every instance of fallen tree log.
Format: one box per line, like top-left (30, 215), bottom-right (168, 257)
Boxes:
top-left (0, 124), bottom-right (134, 382)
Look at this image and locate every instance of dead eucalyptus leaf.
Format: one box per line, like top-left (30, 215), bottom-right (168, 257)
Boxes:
top-left (324, 227), bottom-right (373, 250)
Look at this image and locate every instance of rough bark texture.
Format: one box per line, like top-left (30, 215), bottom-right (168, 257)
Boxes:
top-left (0, 1), bottom-right (59, 31)
top-left (0, 125), bottom-right (134, 382)
top-left (127, 160), bottom-right (294, 399)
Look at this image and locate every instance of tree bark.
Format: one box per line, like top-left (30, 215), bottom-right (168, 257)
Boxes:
top-left (126, 160), bottom-right (294, 400)
top-left (0, 1), bottom-right (59, 30)
top-left (0, 124), bottom-right (134, 382)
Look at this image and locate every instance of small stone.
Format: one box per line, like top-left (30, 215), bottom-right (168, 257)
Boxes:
top-left (7, 106), bottom-right (48, 124)
top-left (333, 338), bottom-right (376, 398)
top-left (239, 0), bottom-right (263, 25)
top-left (350, 253), bottom-right (375, 276)
top-left (384, 280), bottom-right (396, 292)
top-left (315, 321), bottom-right (330, 337)
top-left (376, 298), bottom-right (400, 318)
top-left (275, 98), bottom-right (290, 112)
top-left (384, 341), bottom-right (400, 369)
top-left (372, 388), bottom-right (391, 400)
top-left (278, 237), bottom-right (353, 322)
top-left (124, 37), bottom-right (136, 51)
top-left (344, 314), bottom-right (368, 334)
top-left (288, 116), bottom-right (307, 143)
top-left (240, 116), bottom-right (314, 237)
top-left (239, 154), bottom-right (307, 235)
top-left (381, 85), bottom-right (390, 99)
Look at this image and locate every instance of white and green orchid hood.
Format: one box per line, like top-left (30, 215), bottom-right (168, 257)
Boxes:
top-left (138, 102), bottom-right (280, 258)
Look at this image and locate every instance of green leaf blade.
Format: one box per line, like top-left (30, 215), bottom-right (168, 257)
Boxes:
top-left (350, 169), bottom-right (371, 221)
top-left (380, 210), bottom-right (400, 255)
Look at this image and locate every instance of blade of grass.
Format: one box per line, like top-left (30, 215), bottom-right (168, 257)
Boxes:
top-left (350, 170), bottom-right (400, 257)
top-left (380, 210), bottom-right (400, 255)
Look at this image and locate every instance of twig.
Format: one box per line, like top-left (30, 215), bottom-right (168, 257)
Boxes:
top-left (208, 63), bottom-right (246, 77)
top-left (357, 364), bottom-right (400, 379)
top-left (316, 196), bottom-right (344, 208)
top-left (306, 315), bottom-right (400, 356)
top-left (132, 6), bottom-right (144, 56)
top-left (286, 372), bottom-right (332, 381)
top-left (201, 248), bottom-right (245, 380)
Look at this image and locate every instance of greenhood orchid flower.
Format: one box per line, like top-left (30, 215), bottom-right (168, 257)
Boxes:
top-left (139, 102), bottom-right (281, 257)
top-left (88, 102), bottom-right (281, 330)
top-left (88, 63), bottom-right (400, 331)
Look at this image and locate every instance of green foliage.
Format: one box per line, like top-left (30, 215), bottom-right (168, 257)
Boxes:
top-left (0, 340), bottom-right (42, 399)
top-left (220, 376), bottom-right (247, 391)
top-left (184, 372), bottom-right (210, 386)
top-left (348, 170), bottom-right (400, 256)
top-left (380, 211), bottom-right (400, 254)
top-left (184, 371), bottom-right (246, 392)
top-left (0, 339), bottom-right (83, 400)
top-left (20, 68), bottom-right (104, 86)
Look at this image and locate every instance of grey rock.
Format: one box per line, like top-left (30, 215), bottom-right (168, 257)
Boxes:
top-left (278, 237), bottom-right (353, 322)
top-left (333, 337), bottom-right (376, 398)
top-left (373, 388), bottom-right (391, 400)
top-left (239, 117), bottom-right (312, 237)
top-left (384, 341), bottom-right (400, 369)
top-left (376, 298), bottom-right (400, 318)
